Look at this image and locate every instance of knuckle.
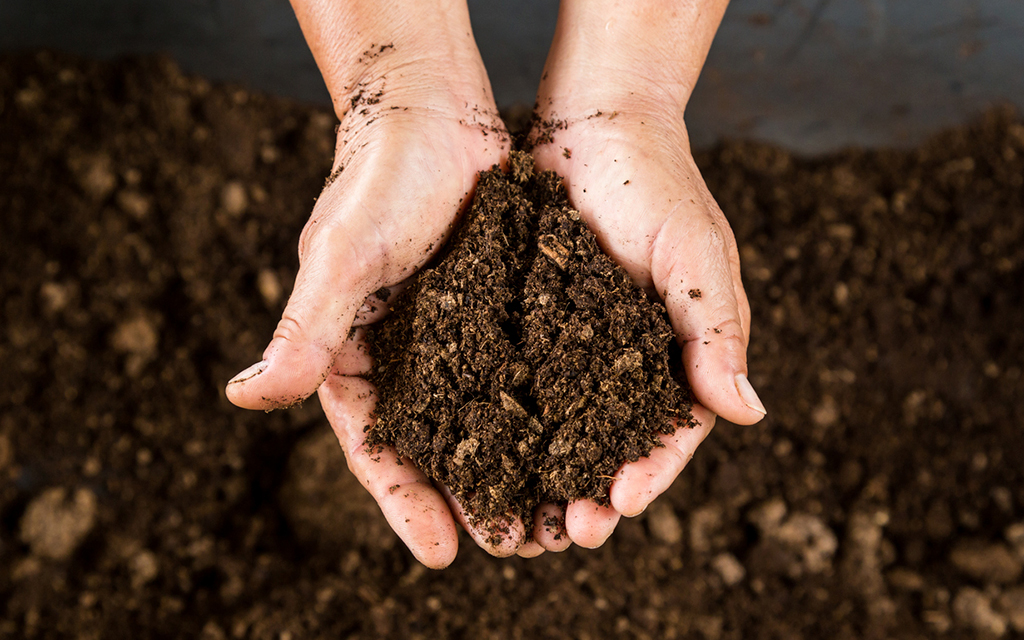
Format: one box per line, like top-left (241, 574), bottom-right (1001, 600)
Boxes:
top-left (325, 222), bottom-right (388, 287)
top-left (701, 223), bottom-right (730, 253)
top-left (728, 240), bottom-right (743, 272)
top-left (662, 439), bottom-right (693, 477)
top-left (296, 213), bottom-right (327, 259)
top-left (690, 408), bottom-right (717, 432)
top-left (735, 289), bottom-right (752, 338)
top-left (697, 229), bottom-right (733, 276)
top-left (271, 312), bottom-right (309, 344)
top-left (711, 316), bottom-right (749, 350)
top-left (712, 313), bottom-right (743, 336)
top-left (297, 211), bottom-right (387, 288)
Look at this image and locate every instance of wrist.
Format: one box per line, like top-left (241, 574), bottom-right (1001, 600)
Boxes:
top-left (291, 0), bottom-right (494, 119)
top-left (537, 0), bottom-right (728, 119)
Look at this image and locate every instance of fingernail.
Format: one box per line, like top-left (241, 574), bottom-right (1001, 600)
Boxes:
top-left (228, 360), bottom-right (268, 385)
top-left (735, 373), bottom-right (767, 416)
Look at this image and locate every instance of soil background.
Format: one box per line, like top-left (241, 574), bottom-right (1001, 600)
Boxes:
top-left (2, 51), bottom-right (1023, 639)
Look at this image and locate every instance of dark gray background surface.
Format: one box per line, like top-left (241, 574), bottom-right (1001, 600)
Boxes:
top-left (2, 0), bottom-right (1022, 153)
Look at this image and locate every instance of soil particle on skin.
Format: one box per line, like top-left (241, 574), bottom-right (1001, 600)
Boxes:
top-left (369, 151), bottom-right (693, 524)
top-left (524, 114), bottom-right (568, 148)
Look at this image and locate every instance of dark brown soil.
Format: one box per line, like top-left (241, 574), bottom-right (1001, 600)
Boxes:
top-left (2, 51), bottom-right (1023, 639)
top-left (369, 151), bottom-right (691, 525)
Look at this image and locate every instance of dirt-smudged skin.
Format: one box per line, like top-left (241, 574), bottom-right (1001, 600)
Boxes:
top-left (369, 150), bottom-right (693, 525)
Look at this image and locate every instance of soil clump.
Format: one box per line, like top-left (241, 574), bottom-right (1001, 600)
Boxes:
top-left (369, 152), bottom-right (692, 525)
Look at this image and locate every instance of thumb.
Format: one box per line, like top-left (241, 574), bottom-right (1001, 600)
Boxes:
top-left (226, 223), bottom-right (378, 410)
top-left (652, 214), bottom-right (766, 425)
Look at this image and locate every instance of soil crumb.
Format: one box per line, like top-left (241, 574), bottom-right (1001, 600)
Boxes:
top-left (369, 151), bottom-right (693, 524)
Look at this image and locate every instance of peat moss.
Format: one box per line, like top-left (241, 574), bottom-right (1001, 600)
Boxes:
top-left (368, 151), bottom-right (694, 524)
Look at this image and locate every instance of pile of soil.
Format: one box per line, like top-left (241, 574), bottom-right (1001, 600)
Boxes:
top-left (370, 151), bottom-right (691, 525)
top-left (2, 51), bottom-right (1023, 639)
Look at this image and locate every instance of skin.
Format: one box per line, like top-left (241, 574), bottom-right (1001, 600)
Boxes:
top-left (528, 0), bottom-right (767, 546)
top-left (227, 0), bottom-right (765, 567)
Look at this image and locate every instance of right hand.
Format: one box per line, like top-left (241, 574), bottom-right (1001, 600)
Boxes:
top-left (226, 90), bottom-right (508, 412)
top-left (228, 89), bottom-right (521, 567)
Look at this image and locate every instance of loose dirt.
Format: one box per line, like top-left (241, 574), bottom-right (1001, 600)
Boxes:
top-left (370, 150), bottom-right (691, 526)
top-left (2, 51), bottom-right (1023, 639)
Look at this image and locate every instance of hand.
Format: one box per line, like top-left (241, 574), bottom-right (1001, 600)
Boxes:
top-left (525, 0), bottom-right (766, 549)
top-left (225, 0), bottom-right (530, 567)
top-left (318, 327), bottom-right (547, 567)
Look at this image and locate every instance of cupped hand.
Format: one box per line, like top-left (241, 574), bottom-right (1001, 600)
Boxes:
top-left (530, 112), bottom-right (765, 423)
top-left (317, 326), bottom-right (541, 568)
top-left (226, 97), bottom-right (507, 410)
top-left (528, 0), bottom-right (766, 545)
top-left (224, 30), bottom-right (550, 565)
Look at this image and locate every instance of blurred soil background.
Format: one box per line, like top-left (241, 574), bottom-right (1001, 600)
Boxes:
top-left (1, 51), bottom-right (1023, 639)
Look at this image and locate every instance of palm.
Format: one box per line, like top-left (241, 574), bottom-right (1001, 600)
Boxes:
top-left (228, 93), bottom-right (522, 566)
top-left (227, 95), bottom-right (507, 406)
top-left (529, 110), bottom-right (755, 537)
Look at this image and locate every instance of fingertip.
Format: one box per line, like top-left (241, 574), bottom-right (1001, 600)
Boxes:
top-left (683, 340), bottom-right (766, 426)
top-left (609, 446), bottom-right (673, 517)
top-left (419, 546), bottom-right (458, 570)
top-left (482, 517), bottom-right (527, 558)
top-left (439, 486), bottom-right (525, 558)
top-left (565, 500), bottom-right (620, 549)
top-left (609, 467), bottom-right (656, 518)
top-left (225, 360), bottom-right (268, 408)
top-left (610, 410), bottom-right (716, 516)
top-left (533, 503), bottom-right (572, 552)
top-left (379, 483), bottom-right (460, 570)
top-left (516, 541), bottom-right (546, 558)
top-left (409, 525), bottom-right (459, 570)
top-left (408, 534), bottom-right (459, 569)
top-left (734, 373), bottom-right (767, 422)
top-left (226, 339), bottom-right (333, 410)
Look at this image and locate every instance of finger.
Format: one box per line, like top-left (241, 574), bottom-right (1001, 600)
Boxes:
top-left (517, 541), bottom-right (546, 558)
top-left (565, 499), bottom-right (620, 549)
top-left (318, 373), bottom-right (458, 569)
top-left (352, 281), bottom-right (410, 327)
top-left (226, 214), bottom-right (380, 410)
top-left (439, 485), bottom-right (525, 558)
top-left (533, 503), bottom-right (572, 552)
top-left (650, 212), bottom-right (766, 425)
top-left (609, 405), bottom-right (715, 517)
top-left (730, 247), bottom-right (752, 344)
top-left (331, 327), bottom-right (372, 377)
